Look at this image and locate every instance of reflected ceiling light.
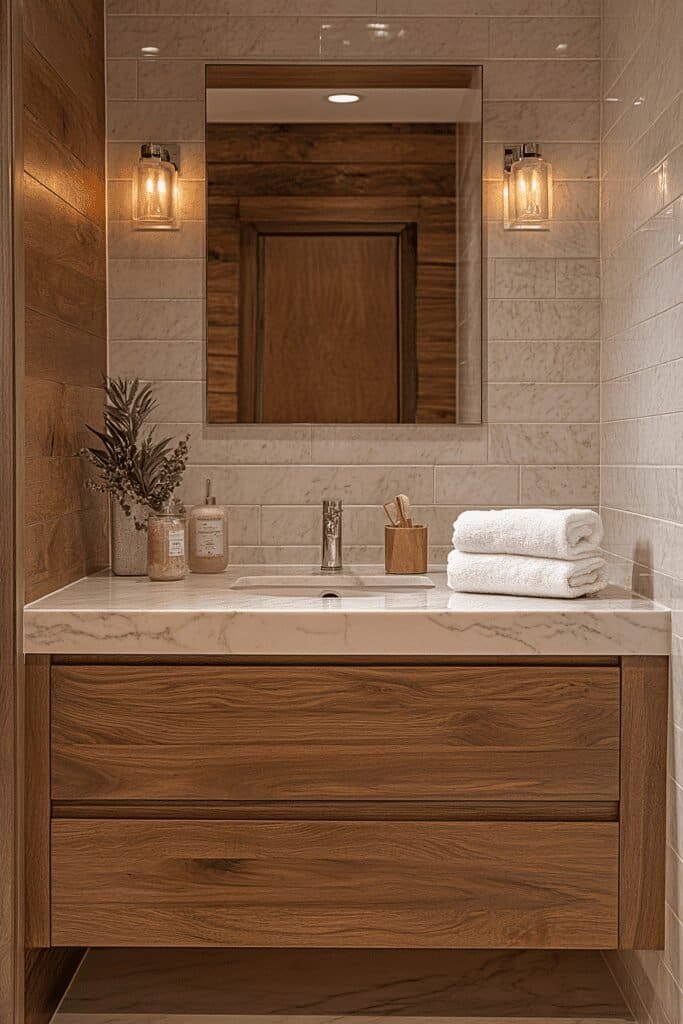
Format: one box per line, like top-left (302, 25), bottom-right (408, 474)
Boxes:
top-left (141, 45), bottom-right (160, 55)
top-left (605, 96), bottom-right (620, 102)
top-left (555, 42), bottom-right (568, 51)
top-left (634, 95), bottom-right (645, 106)
top-left (327, 93), bottom-right (361, 103)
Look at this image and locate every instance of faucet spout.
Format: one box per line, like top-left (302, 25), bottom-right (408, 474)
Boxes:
top-left (321, 499), bottom-right (343, 572)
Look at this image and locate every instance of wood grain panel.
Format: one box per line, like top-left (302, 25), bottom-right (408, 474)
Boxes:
top-left (208, 162), bottom-right (455, 198)
top-left (24, 949), bottom-right (85, 1024)
top-left (206, 123), bottom-right (459, 423)
top-left (24, 657), bottom-right (50, 949)
top-left (51, 818), bottom-right (619, 948)
top-left (619, 655), bottom-right (668, 949)
top-left (206, 65), bottom-right (475, 90)
top-left (23, 1), bottom-right (108, 600)
top-left (51, 664), bottom-right (620, 802)
top-left (206, 123), bottom-right (458, 165)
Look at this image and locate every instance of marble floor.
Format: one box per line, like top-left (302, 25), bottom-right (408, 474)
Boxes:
top-left (55, 949), bottom-right (633, 1024)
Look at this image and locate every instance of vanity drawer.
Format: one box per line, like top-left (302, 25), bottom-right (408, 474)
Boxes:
top-left (50, 818), bottom-right (619, 948)
top-left (51, 664), bottom-right (620, 802)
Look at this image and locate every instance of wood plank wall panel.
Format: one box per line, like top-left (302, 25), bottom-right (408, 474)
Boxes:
top-left (23, 0), bottom-right (108, 601)
top-left (206, 123), bottom-right (458, 423)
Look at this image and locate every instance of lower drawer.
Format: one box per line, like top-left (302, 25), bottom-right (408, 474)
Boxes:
top-left (51, 819), bottom-right (618, 948)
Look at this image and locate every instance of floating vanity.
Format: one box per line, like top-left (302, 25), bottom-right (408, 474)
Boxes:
top-left (24, 568), bottom-right (670, 954)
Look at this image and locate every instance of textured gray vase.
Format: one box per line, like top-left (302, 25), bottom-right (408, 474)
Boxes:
top-left (111, 500), bottom-right (148, 576)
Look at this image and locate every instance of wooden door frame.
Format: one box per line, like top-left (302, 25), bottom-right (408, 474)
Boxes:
top-left (0, 0), bottom-right (25, 1020)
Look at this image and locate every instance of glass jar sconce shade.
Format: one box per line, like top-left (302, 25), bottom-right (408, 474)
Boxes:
top-left (133, 143), bottom-right (179, 230)
top-left (503, 143), bottom-right (553, 231)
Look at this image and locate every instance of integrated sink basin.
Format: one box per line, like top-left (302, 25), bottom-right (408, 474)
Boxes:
top-left (231, 573), bottom-right (435, 598)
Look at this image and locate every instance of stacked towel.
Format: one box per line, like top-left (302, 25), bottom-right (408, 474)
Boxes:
top-left (447, 508), bottom-right (607, 600)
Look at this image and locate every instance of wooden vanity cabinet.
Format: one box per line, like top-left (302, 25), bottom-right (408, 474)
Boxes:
top-left (26, 656), bottom-right (668, 952)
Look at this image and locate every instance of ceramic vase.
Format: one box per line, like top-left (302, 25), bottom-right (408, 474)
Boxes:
top-left (111, 499), bottom-right (148, 576)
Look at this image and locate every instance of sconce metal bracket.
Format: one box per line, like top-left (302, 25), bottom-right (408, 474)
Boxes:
top-left (503, 145), bottom-right (522, 173)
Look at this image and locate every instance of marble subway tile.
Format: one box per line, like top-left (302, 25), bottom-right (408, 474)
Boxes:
top-left (108, 99), bottom-right (204, 141)
top-left (109, 258), bottom-right (204, 300)
top-left (227, 0), bottom-right (377, 10)
top-left (109, 340), bottom-right (203, 381)
top-left (188, 505), bottom-right (261, 546)
top-left (489, 18), bottom-right (600, 59)
top-left (602, 414), bottom-right (683, 468)
top-left (601, 304), bottom-right (683, 380)
top-left (108, 221), bottom-right (204, 259)
top-left (137, 60), bottom-right (206, 100)
top-left (487, 298), bottom-right (600, 340)
top-left (108, 179), bottom-right (205, 221)
top-left (488, 382), bottom-right (600, 422)
top-left (487, 222), bottom-right (599, 259)
top-left (141, 380), bottom-right (205, 422)
top-left (602, 466), bottom-right (683, 522)
top-left (488, 423), bottom-right (599, 465)
top-left (310, 425), bottom-right (488, 466)
top-left (600, 507), bottom-right (683, 594)
top-left (556, 258), bottom-right (600, 297)
top-left (483, 60), bottom-right (600, 101)
top-left (484, 101), bottom-right (600, 142)
top-left (109, 298), bottom-right (203, 341)
top-left (602, 360), bottom-right (683, 421)
top-left (152, 423), bottom-right (313, 465)
top-left (487, 341), bottom-right (599, 382)
top-left (108, 142), bottom-right (205, 181)
top-left (493, 259), bottom-right (556, 298)
top-left (485, 181), bottom-right (599, 221)
top-left (435, 466), bottom-right (519, 505)
top-left (107, 60), bottom-right (137, 100)
top-left (521, 465), bottom-right (599, 505)
top-left (180, 465), bottom-right (435, 505)
top-left (107, 15), bottom-right (323, 60)
top-left (322, 17), bottom-right (489, 59)
top-left (484, 141), bottom-right (600, 181)
top-left (378, 1), bottom-right (599, 13)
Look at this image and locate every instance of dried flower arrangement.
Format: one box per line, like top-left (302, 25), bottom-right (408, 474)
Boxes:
top-left (79, 377), bottom-right (190, 528)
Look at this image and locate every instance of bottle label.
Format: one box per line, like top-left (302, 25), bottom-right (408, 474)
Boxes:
top-left (168, 529), bottom-right (185, 558)
top-left (195, 519), bottom-right (224, 558)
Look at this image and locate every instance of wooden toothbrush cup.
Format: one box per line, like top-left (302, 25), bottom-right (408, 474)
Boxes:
top-left (385, 525), bottom-right (428, 574)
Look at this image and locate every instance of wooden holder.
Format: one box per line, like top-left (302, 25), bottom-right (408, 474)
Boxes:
top-left (385, 525), bottom-right (428, 574)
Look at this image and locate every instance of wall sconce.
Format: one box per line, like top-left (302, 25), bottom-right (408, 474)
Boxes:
top-left (133, 143), bottom-right (179, 230)
top-left (503, 142), bottom-right (553, 230)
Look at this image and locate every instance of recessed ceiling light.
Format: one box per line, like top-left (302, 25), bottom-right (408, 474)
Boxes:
top-left (141, 45), bottom-right (160, 55)
top-left (633, 95), bottom-right (645, 106)
top-left (605, 96), bottom-right (620, 102)
top-left (327, 93), bottom-right (361, 104)
top-left (556, 42), bottom-right (568, 51)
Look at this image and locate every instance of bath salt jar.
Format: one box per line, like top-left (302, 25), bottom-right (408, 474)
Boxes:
top-left (147, 508), bottom-right (187, 582)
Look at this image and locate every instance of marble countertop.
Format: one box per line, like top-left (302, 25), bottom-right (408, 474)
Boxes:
top-left (23, 565), bottom-right (670, 657)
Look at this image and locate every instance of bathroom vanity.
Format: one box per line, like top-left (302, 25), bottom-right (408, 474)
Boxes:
top-left (24, 569), bottom-right (669, 953)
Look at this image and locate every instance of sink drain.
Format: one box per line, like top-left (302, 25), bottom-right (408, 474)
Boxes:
top-left (320, 591), bottom-right (341, 599)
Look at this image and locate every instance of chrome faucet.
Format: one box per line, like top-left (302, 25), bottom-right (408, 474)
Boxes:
top-left (321, 499), bottom-right (343, 572)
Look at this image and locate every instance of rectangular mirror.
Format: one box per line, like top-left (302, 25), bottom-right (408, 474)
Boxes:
top-left (205, 65), bottom-right (482, 425)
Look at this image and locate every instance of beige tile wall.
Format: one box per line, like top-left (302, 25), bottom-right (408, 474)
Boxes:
top-left (599, 0), bottom-right (683, 1021)
top-left (105, 0), bottom-right (601, 564)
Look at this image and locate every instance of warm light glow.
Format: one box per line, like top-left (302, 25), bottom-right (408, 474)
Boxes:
top-left (141, 45), bottom-right (160, 55)
top-left (327, 93), bottom-right (361, 104)
top-left (504, 148), bottom-right (552, 231)
top-left (134, 145), bottom-right (178, 230)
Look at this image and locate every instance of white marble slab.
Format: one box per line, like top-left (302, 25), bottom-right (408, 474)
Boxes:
top-left (23, 565), bottom-right (670, 657)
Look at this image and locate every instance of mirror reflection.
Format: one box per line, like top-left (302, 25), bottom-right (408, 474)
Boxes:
top-left (205, 66), bottom-right (482, 425)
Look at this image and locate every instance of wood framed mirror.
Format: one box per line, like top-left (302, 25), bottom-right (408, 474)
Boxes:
top-left (205, 64), bottom-right (483, 425)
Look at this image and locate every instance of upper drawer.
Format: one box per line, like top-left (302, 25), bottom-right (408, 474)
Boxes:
top-left (51, 664), bottom-right (620, 802)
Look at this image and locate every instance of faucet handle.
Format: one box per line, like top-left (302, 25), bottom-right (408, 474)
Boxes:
top-left (322, 498), bottom-right (343, 512)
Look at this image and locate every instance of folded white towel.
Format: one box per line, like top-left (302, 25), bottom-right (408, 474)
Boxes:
top-left (452, 508), bottom-right (603, 560)
top-left (447, 549), bottom-right (609, 599)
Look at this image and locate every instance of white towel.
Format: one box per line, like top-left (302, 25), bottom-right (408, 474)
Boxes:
top-left (447, 549), bottom-right (609, 599)
top-left (452, 508), bottom-right (603, 560)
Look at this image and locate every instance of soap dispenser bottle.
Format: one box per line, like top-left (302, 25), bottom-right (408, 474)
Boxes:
top-left (188, 479), bottom-right (229, 573)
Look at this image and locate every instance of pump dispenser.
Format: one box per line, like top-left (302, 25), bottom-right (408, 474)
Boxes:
top-left (188, 478), bottom-right (229, 573)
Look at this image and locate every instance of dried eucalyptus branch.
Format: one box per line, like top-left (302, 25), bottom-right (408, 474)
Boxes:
top-left (79, 377), bottom-right (190, 527)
